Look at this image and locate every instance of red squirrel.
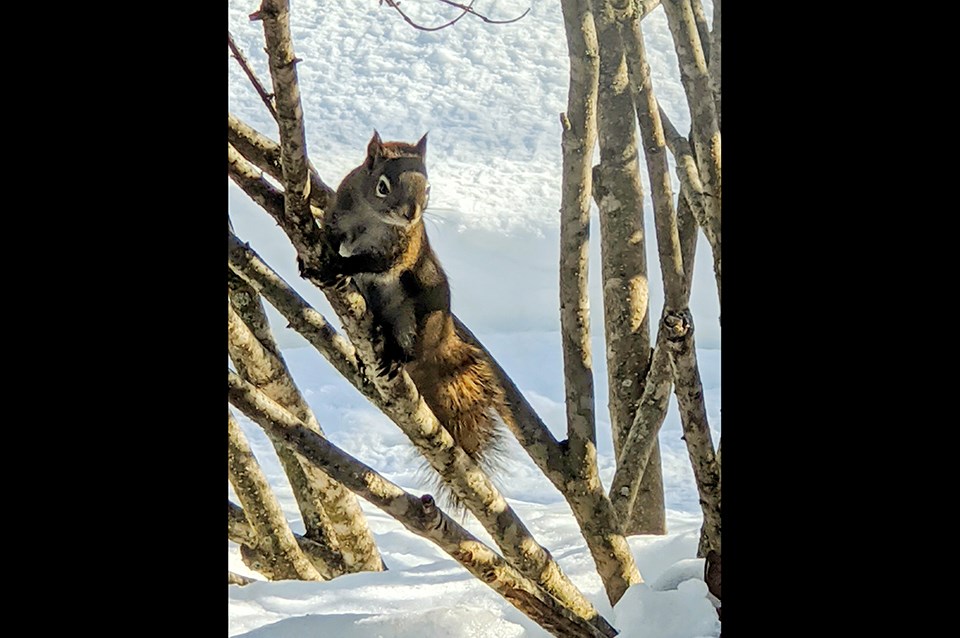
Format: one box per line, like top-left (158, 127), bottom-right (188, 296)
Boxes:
top-left (315, 132), bottom-right (505, 491)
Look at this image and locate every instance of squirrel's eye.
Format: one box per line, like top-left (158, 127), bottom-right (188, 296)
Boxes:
top-left (376, 175), bottom-right (391, 198)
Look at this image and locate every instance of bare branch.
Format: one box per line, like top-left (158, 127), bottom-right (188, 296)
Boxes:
top-left (380, 0), bottom-right (473, 32)
top-left (380, 1), bottom-right (530, 31)
top-left (689, 0), bottom-right (711, 64)
top-left (676, 190), bottom-right (698, 295)
top-left (252, 0), bottom-right (316, 241)
top-left (657, 105), bottom-right (720, 302)
top-left (227, 142), bottom-right (327, 266)
top-left (661, 0), bottom-right (721, 303)
top-left (228, 371), bottom-right (615, 638)
top-left (228, 294), bottom-right (384, 573)
top-left (435, 0), bottom-right (530, 25)
top-left (592, 0), bottom-right (664, 538)
top-left (663, 311), bottom-right (720, 557)
top-left (558, 0), bottom-right (600, 476)
top-left (227, 231), bottom-right (613, 635)
top-left (228, 113), bottom-right (335, 213)
top-left (620, 4), bottom-right (685, 310)
top-left (607, 328), bottom-right (672, 523)
top-left (228, 31), bottom-right (277, 120)
top-left (227, 409), bottom-right (323, 580)
top-left (228, 499), bottom-right (348, 577)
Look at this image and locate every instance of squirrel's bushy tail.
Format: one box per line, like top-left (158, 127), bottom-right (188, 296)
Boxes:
top-left (408, 338), bottom-right (508, 513)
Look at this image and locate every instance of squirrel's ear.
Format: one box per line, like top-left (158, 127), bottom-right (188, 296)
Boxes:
top-left (416, 132), bottom-right (428, 157)
top-left (366, 130), bottom-right (384, 169)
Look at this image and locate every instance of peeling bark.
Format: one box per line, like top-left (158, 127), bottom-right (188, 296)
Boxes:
top-left (228, 372), bottom-right (616, 638)
top-left (228, 296), bottom-right (383, 573)
top-left (227, 410), bottom-right (322, 581)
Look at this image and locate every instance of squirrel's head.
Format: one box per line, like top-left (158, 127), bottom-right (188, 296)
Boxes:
top-left (362, 130), bottom-right (431, 227)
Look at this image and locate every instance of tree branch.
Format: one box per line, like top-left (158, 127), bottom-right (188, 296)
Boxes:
top-left (228, 372), bottom-right (615, 638)
top-left (607, 325), bottom-right (671, 523)
top-left (228, 499), bottom-right (348, 577)
top-left (227, 230), bottom-right (612, 635)
top-left (661, 0), bottom-right (720, 303)
top-left (380, 0), bottom-right (473, 32)
top-left (228, 30), bottom-right (277, 120)
top-left (558, 0), bottom-right (600, 466)
top-left (381, 1), bottom-right (530, 32)
top-left (592, 0), bottom-right (666, 537)
top-left (620, 5), bottom-right (686, 311)
top-left (554, 0), bottom-right (643, 604)
top-left (250, 0), bottom-right (316, 243)
top-left (228, 292), bottom-right (384, 573)
top-left (228, 113), bottom-right (335, 213)
top-left (227, 409), bottom-right (323, 580)
top-left (657, 105), bottom-right (720, 302)
top-left (663, 311), bottom-right (720, 557)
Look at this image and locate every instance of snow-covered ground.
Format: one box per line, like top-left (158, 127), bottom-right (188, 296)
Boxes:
top-left (228, 1), bottom-right (720, 636)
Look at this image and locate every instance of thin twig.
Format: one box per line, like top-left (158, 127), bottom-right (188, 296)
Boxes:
top-left (380, 0), bottom-right (474, 32)
top-left (436, 0), bottom-right (530, 25)
top-left (228, 31), bottom-right (278, 120)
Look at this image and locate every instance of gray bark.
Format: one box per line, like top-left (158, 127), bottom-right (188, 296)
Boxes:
top-left (228, 371), bottom-right (616, 638)
top-left (228, 297), bottom-right (384, 573)
top-left (227, 410), bottom-right (322, 581)
top-left (455, 318), bottom-right (644, 606)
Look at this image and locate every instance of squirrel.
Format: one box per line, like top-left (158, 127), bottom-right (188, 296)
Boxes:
top-left (312, 131), bottom-right (505, 498)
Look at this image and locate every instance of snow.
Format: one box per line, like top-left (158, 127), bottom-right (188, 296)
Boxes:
top-left (228, 0), bottom-right (719, 636)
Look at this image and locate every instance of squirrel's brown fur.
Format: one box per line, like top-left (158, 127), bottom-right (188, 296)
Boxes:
top-left (318, 131), bottom-right (504, 491)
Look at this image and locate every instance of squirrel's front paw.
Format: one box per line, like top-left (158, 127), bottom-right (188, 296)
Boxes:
top-left (298, 256), bottom-right (345, 288)
top-left (377, 331), bottom-right (411, 380)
